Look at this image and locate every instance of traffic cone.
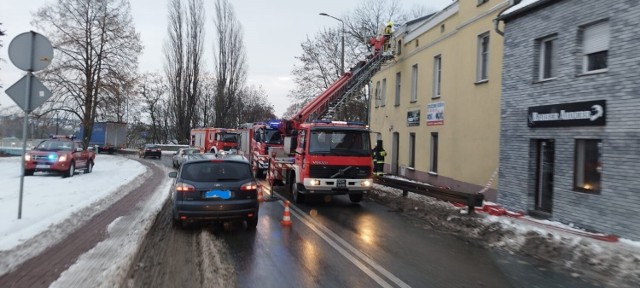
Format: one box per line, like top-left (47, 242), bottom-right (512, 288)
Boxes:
top-left (257, 186), bottom-right (264, 202)
top-left (280, 201), bottom-right (292, 226)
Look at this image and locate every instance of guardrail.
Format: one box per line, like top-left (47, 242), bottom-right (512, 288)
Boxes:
top-left (374, 176), bottom-right (484, 214)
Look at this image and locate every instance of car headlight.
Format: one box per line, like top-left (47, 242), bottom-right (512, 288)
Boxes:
top-left (24, 154), bottom-right (31, 161)
top-left (58, 155), bottom-right (67, 162)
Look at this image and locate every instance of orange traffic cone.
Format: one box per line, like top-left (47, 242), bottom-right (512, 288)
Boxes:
top-left (280, 201), bottom-right (292, 226)
top-left (257, 186), bottom-right (264, 202)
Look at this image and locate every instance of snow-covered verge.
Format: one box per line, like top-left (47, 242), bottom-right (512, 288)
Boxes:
top-left (50, 167), bottom-right (173, 288)
top-left (0, 155), bottom-right (148, 275)
top-left (367, 184), bottom-right (640, 288)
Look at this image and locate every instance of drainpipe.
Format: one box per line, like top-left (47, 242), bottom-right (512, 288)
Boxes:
top-left (494, 0), bottom-right (522, 36)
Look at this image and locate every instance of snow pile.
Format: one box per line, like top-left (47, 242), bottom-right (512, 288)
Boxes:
top-left (368, 184), bottom-right (640, 288)
top-left (0, 155), bottom-right (147, 276)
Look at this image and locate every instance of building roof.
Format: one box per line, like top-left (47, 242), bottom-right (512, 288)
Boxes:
top-left (499, 0), bottom-right (559, 21)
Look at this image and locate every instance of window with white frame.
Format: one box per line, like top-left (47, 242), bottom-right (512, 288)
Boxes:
top-left (538, 36), bottom-right (557, 80)
top-left (411, 64), bottom-right (418, 102)
top-left (394, 72), bottom-right (401, 106)
top-left (409, 133), bottom-right (416, 168)
top-left (430, 132), bottom-right (438, 173)
top-left (582, 21), bottom-right (609, 73)
top-left (381, 78), bottom-right (387, 106)
top-left (574, 139), bottom-right (602, 193)
top-left (476, 32), bottom-right (490, 82)
top-left (374, 80), bottom-right (380, 108)
top-left (433, 55), bottom-right (442, 98)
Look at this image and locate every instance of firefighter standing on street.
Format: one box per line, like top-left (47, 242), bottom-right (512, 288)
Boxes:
top-left (372, 139), bottom-right (386, 176)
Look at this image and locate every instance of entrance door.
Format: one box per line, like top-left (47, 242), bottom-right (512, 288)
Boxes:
top-left (391, 132), bottom-right (399, 175)
top-left (534, 139), bottom-right (554, 214)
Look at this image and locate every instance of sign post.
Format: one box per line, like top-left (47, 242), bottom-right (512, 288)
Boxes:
top-left (5, 31), bottom-right (54, 219)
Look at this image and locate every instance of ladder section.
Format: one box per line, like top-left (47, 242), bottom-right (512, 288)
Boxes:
top-left (321, 54), bottom-right (391, 121)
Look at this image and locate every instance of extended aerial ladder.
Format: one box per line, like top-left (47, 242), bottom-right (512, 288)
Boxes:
top-left (291, 52), bottom-right (393, 125)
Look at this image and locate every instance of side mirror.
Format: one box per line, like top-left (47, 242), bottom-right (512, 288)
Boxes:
top-left (168, 171), bottom-right (177, 178)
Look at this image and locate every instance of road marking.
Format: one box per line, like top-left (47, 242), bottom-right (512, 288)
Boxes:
top-left (262, 184), bottom-right (411, 288)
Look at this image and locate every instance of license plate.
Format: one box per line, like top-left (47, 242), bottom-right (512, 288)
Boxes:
top-left (204, 190), bottom-right (231, 199)
top-left (36, 164), bottom-right (50, 169)
top-left (337, 179), bottom-right (346, 188)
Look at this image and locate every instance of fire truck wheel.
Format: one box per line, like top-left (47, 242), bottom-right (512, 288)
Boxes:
top-left (349, 193), bottom-right (363, 203)
top-left (292, 183), bottom-right (306, 203)
top-left (246, 217), bottom-right (259, 229)
top-left (63, 162), bottom-right (75, 178)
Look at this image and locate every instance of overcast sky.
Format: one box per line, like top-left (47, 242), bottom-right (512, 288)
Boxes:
top-left (1, 0), bottom-right (454, 117)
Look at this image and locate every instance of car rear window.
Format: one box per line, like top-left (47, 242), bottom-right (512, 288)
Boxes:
top-left (181, 161), bottom-right (251, 182)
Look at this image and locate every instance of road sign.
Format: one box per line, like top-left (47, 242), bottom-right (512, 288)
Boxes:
top-left (8, 31), bottom-right (54, 72)
top-left (5, 74), bottom-right (53, 112)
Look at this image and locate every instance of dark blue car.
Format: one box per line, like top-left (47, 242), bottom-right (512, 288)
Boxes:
top-left (168, 155), bottom-right (260, 228)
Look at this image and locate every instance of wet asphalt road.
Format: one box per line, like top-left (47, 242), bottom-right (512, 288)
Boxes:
top-left (128, 155), bottom-right (601, 288)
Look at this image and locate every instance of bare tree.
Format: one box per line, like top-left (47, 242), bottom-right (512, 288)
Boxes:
top-left (237, 85), bottom-right (276, 124)
top-left (285, 0), bottom-right (428, 122)
top-left (212, 0), bottom-right (247, 129)
top-left (0, 22), bottom-right (5, 88)
top-left (137, 73), bottom-right (169, 144)
top-left (32, 0), bottom-right (142, 147)
top-left (164, 0), bottom-right (205, 144)
top-left (198, 73), bottom-right (216, 127)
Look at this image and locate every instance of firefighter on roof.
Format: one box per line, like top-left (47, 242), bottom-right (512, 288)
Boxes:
top-left (372, 139), bottom-right (386, 176)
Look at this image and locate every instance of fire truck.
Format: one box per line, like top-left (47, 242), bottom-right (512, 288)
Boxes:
top-left (262, 48), bottom-right (393, 203)
top-left (190, 128), bottom-right (240, 154)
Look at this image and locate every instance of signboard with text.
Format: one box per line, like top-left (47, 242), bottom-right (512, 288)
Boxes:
top-left (426, 102), bottom-right (444, 126)
top-left (407, 110), bottom-right (420, 126)
top-left (527, 100), bottom-right (606, 127)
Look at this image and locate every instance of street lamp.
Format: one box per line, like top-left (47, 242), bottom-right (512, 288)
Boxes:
top-left (319, 12), bottom-right (345, 75)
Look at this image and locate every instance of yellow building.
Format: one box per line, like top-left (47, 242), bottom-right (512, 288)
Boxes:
top-left (369, 0), bottom-right (508, 200)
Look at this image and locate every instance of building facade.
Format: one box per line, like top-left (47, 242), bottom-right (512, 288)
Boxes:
top-left (498, 0), bottom-right (640, 240)
top-left (369, 0), bottom-right (509, 201)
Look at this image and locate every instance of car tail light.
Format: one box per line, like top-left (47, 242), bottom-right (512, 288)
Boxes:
top-left (240, 182), bottom-right (258, 191)
top-left (176, 182), bottom-right (196, 192)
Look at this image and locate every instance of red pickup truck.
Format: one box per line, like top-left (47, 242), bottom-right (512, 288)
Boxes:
top-left (24, 136), bottom-right (96, 178)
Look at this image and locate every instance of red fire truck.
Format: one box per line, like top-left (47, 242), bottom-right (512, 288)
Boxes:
top-left (263, 50), bottom-right (393, 203)
top-left (190, 128), bottom-right (240, 154)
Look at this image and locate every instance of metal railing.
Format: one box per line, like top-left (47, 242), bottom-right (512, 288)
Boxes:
top-left (374, 175), bottom-right (484, 214)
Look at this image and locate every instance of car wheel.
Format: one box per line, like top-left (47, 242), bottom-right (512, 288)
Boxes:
top-left (292, 182), bottom-right (305, 204)
top-left (24, 169), bottom-right (34, 176)
top-left (247, 217), bottom-right (259, 229)
top-left (85, 160), bottom-right (93, 173)
top-left (64, 162), bottom-right (75, 178)
top-left (349, 193), bottom-right (363, 203)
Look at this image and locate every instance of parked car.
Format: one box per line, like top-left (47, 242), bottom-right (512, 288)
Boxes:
top-left (139, 144), bottom-right (162, 159)
top-left (168, 155), bottom-right (260, 228)
top-left (171, 148), bottom-right (201, 168)
top-left (24, 135), bottom-right (95, 178)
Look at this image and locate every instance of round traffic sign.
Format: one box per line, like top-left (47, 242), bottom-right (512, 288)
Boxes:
top-left (8, 31), bottom-right (54, 72)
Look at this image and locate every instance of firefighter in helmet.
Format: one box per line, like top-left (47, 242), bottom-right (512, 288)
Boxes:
top-left (372, 139), bottom-right (386, 176)
top-left (382, 21), bottom-right (393, 54)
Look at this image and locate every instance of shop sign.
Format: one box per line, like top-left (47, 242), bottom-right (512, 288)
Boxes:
top-left (427, 102), bottom-right (444, 126)
top-left (528, 100), bottom-right (605, 128)
top-left (407, 110), bottom-right (420, 126)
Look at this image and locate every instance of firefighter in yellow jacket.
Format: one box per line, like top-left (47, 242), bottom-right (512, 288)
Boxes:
top-left (372, 139), bottom-right (386, 176)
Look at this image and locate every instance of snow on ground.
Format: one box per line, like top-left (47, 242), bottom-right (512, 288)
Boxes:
top-left (368, 183), bottom-right (640, 288)
top-left (0, 154), bottom-right (173, 280)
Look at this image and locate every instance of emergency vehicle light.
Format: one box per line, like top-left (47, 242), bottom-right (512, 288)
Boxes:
top-left (267, 119), bottom-right (281, 129)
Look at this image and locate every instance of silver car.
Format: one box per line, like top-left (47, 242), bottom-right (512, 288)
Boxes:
top-left (172, 148), bottom-right (201, 168)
